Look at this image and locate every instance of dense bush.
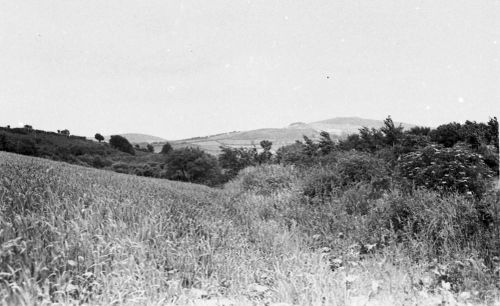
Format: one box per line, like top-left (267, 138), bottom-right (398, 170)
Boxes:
top-left (398, 144), bottom-right (495, 197)
top-left (0, 131), bottom-right (37, 155)
top-left (218, 146), bottom-right (258, 179)
top-left (111, 162), bottom-right (131, 174)
top-left (132, 162), bottom-right (163, 177)
top-left (109, 135), bottom-right (135, 155)
top-left (160, 142), bottom-right (173, 154)
top-left (231, 164), bottom-right (295, 195)
top-left (430, 122), bottom-right (463, 148)
top-left (165, 147), bottom-right (222, 186)
top-left (275, 142), bottom-right (309, 166)
top-left (15, 138), bottom-right (38, 155)
top-left (301, 151), bottom-right (390, 202)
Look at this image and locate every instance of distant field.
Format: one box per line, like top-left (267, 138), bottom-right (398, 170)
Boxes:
top-left (1, 151), bottom-right (498, 305)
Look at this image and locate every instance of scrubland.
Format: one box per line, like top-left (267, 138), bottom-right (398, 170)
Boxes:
top-left (1, 151), bottom-right (499, 305)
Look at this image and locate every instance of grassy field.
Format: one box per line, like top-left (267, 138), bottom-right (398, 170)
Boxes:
top-left (1, 151), bottom-right (499, 305)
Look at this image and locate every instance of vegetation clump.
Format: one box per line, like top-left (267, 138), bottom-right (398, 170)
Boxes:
top-left (165, 147), bottom-right (222, 186)
top-left (109, 135), bottom-right (135, 155)
top-left (398, 144), bottom-right (495, 197)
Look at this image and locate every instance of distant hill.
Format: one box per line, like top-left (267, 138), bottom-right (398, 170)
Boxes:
top-left (105, 133), bottom-right (166, 144)
top-left (308, 117), bottom-right (415, 136)
top-left (154, 117), bottom-right (415, 155)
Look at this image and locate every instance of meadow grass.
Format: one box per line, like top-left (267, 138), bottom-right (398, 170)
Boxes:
top-left (1, 152), bottom-right (499, 305)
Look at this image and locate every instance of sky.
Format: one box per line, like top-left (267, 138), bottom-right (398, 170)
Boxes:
top-left (1, 0), bottom-right (499, 140)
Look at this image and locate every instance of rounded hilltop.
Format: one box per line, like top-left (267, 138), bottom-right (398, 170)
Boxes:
top-left (287, 122), bottom-right (309, 129)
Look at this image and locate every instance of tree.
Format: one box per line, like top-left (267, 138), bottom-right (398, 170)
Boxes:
top-left (399, 133), bottom-right (431, 154)
top-left (218, 146), bottom-right (257, 179)
top-left (486, 117), bottom-right (498, 150)
top-left (358, 127), bottom-right (384, 152)
top-left (318, 131), bottom-right (335, 155)
top-left (338, 134), bottom-right (362, 151)
top-left (109, 135), bottom-right (135, 155)
top-left (380, 116), bottom-right (404, 147)
top-left (166, 147), bottom-right (222, 185)
top-left (407, 126), bottom-right (431, 136)
top-left (95, 133), bottom-right (104, 143)
top-left (146, 144), bottom-right (155, 153)
top-left (160, 142), bottom-right (173, 154)
top-left (59, 129), bottom-right (70, 136)
top-left (302, 136), bottom-right (319, 157)
top-left (275, 142), bottom-right (308, 165)
top-left (430, 122), bottom-right (463, 147)
top-left (257, 140), bottom-right (273, 164)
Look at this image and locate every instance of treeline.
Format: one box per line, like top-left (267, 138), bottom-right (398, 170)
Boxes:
top-left (1, 117), bottom-right (498, 191)
top-left (0, 126), bottom-right (166, 178)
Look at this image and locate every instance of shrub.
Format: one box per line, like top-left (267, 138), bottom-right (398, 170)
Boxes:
top-left (165, 147), bottom-right (222, 186)
top-left (91, 155), bottom-right (112, 168)
top-left (397, 144), bottom-right (495, 197)
top-left (335, 152), bottom-right (390, 189)
top-left (218, 146), bottom-right (257, 179)
top-left (15, 138), bottom-right (37, 155)
top-left (430, 122), bottom-right (463, 148)
top-left (111, 162), bottom-right (131, 174)
top-left (275, 142), bottom-right (311, 166)
top-left (232, 164), bottom-right (295, 195)
top-left (301, 166), bottom-right (339, 201)
top-left (160, 142), bottom-right (173, 154)
top-left (478, 145), bottom-right (499, 176)
top-left (109, 135), bottom-right (135, 155)
top-left (301, 152), bottom-right (390, 202)
top-left (69, 145), bottom-right (85, 156)
top-left (0, 133), bottom-right (6, 150)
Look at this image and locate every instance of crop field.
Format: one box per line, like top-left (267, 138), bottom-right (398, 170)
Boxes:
top-left (1, 151), bottom-right (499, 305)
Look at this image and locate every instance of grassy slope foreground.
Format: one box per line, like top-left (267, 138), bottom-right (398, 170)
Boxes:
top-left (1, 151), bottom-right (499, 305)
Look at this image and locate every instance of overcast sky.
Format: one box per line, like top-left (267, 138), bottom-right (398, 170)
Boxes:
top-left (1, 1), bottom-right (498, 140)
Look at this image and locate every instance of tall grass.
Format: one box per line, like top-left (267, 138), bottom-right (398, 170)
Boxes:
top-left (1, 152), bottom-right (499, 305)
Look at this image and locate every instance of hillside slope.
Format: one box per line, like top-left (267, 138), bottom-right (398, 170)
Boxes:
top-left (104, 133), bottom-right (166, 144)
top-left (0, 126), bottom-right (169, 179)
top-left (308, 116), bottom-right (415, 135)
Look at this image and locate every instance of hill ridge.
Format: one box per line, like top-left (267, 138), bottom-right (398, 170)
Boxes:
top-left (104, 133), bottom-right (166, 144)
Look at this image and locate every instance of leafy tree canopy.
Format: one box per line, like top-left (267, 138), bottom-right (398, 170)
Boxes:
top-left (109, 135), bottom-right (135, 155)
top-left (95, 133), bottom-right (104, 142)
top-left (219, 146), bottom-right (257, 179)
top-left (166, 147), bottom-right (222, 185)
top-left (160, 142), bottom-right (173, 154)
